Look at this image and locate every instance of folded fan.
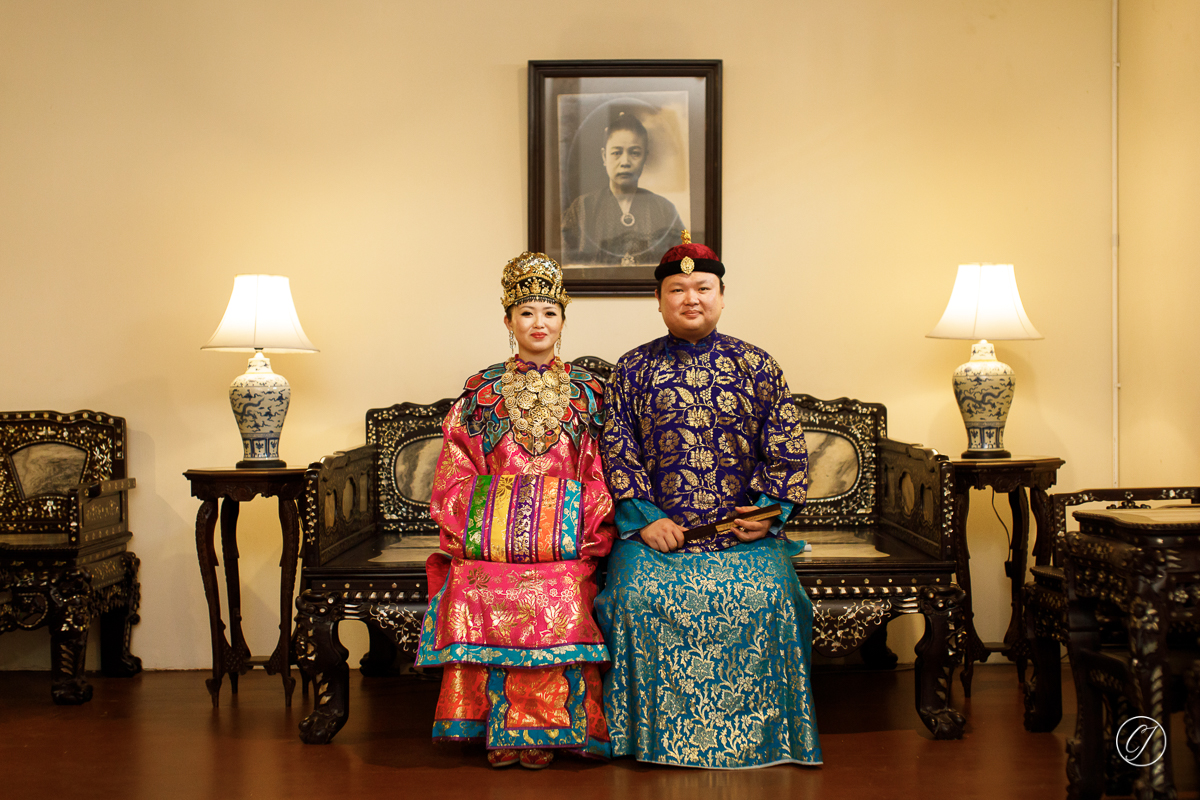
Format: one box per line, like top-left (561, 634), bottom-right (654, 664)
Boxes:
top-left (682, 504), bottom-right (782, 543)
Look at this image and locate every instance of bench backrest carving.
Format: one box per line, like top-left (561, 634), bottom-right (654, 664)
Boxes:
top-left (789, 395), bottom-right (885, 526)
top-left (368, 399), bottom-right (453, 536)
top-left (304, 444), bottom-right (379, 566)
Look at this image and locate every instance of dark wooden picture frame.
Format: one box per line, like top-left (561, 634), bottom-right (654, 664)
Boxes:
top-left (528, 60), bottom-right (722, 296)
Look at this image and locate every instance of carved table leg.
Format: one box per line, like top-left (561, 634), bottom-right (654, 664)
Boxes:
top-left (1127, 593), bottom-right (1175, 800)
top-left (100, 552), bottom-right (142, 678)
top-left (914, 583), bottom-right (966, 739)
top-left (952, 485), bottom-right (988, 697)
top-left (264, 495), bottom-right (300, 706)
top-left (49, 569), bottom-right (94, 705)
top-left (1002, 487), bottom-right (1031, 660)
top-left (295, 591), bottom-right (350, 744)
top-left (1014, 484), bottom-right (1059, 694)
top-left (219, 498), bottom-right (251, 694)
top-left (1066, 629), bottom-right (1105, 800)
top-left (194, 497), bottom-right (228, 706)
top-left (1029, 485), bottom-right (1057, 566)
top-left (1106, 694), bottom-right (1138, 798)
top-left (1010, 487), bottom-right (1054, 692)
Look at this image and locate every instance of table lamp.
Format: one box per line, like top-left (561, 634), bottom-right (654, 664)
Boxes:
top-left (202, 275), bottom-right (318, 468)
top-left (926, 263), bottom-right (1042, 459)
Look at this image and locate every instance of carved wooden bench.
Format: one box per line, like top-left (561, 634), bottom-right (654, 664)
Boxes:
top-left (294, 358), bottom-right (965, 743)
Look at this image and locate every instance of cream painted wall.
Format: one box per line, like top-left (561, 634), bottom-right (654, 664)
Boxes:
top-left (1118, 1), bottom-right (1200, 485)
top-left (1, 1), bottom-right (1115, 672)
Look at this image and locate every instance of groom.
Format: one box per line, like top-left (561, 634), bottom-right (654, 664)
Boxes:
top-left (595, 232), bottom-right (821, 769)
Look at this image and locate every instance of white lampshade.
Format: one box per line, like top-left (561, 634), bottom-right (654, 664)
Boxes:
top-left (926, 264), bottom-right (1043, 341)
top-left (202, 274), bottom-right (318, 353)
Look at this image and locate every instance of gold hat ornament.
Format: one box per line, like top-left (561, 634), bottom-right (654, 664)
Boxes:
top-left (501, 251), bottom-right (572, 310)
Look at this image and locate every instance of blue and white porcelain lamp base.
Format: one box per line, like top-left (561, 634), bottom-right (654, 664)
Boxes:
top-left (230, 350), bottom-right (290, 469)
top-left (953, 339), bottom-right (1014, 460)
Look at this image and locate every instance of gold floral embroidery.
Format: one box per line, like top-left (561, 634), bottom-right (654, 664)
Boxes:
top-left (596, 541), bottom-right (821, 766)
top-left (467, 567), bottom-right (491, 591)
top-left (600, 331), bottom-right (808, 554)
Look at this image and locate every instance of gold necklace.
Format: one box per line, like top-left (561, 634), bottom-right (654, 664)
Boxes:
top-left (500, 356), bottom-right (570, 455)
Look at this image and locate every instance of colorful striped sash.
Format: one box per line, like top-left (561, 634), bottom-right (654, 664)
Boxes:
top-left (462, 475), bottom-right (582, 562)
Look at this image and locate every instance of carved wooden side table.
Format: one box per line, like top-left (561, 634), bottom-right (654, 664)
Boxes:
top-left (1063, 506), bottom-right (1200, 800)
top-left (184, 467), bottom-right (307, 707)
top-left (948, 455), bottom-right (1064, 695)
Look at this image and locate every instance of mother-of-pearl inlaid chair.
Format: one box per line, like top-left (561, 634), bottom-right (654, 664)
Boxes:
top-left (293, 359), bottom-right (966, 744)
top-left (0, 411), bottom-right (141, 703)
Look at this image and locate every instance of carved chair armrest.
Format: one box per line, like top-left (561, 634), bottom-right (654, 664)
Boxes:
top-left (877, 438), bottom-right (954, 560)
top-left (76, 479), bottom-right (134, 542)
top-left (303, 444), bottom-right (380, 567)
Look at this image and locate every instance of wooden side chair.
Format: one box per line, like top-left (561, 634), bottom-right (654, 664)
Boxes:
top-left (1021, 486), bottom-right (1200, 732)
top-left (0, 410), bottom-right (142, 703)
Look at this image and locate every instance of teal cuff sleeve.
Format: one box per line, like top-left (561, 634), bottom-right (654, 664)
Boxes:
top-left (756, 494), bottom-right (795, 537)
top-left (614, 498), bottom-right (668, 539)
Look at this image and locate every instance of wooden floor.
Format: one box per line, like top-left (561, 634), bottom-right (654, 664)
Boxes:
top-left (1, 662), bottom-right (1196, 800)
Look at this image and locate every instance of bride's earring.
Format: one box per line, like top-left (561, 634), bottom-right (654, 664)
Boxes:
top-left (509, 330), bottom-right (516, 353)
top-left (555, 335), bottom-right (562, 356)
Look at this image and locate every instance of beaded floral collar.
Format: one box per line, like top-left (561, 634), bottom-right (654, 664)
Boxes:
top-left (498, 356), bottom-right (571, 456)
top-left (460, 357), bottom-right (604, 456)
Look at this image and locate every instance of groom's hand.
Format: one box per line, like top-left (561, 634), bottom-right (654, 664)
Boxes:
top-left (641, 518), bottom-right (686, 552)
top-left (731, 505), bottom-right (772, 542)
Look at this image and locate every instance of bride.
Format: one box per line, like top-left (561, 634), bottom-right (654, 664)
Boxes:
top-left (414, 252), bottom-right (615, 769)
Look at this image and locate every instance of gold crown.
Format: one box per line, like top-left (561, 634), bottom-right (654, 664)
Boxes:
top-left (501, 251), bottom-right (572, 310)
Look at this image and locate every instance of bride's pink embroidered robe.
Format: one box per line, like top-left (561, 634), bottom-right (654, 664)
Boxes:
top-left (414, 358), bottom-right (615, 756)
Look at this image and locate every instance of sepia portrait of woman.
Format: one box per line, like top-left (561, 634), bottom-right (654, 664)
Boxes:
top-left (560, 111), bottom-right (684, 267)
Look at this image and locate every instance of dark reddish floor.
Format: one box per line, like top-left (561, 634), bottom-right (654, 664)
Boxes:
top-left (0, 662), bottom-right (1195, 799)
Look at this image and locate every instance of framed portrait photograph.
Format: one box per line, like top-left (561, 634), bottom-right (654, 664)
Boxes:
top-left (529, 60), bottom-right (722, 296)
